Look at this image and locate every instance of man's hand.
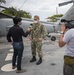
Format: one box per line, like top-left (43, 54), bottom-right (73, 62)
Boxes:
top-left (27, 28), bottom-right (31, 32)
top-left (61, 24), bottom-right (66, 32)
top-left (29, 37), bottom-right (32, 41)
top-left (38, 38), bottom-right (42, 41)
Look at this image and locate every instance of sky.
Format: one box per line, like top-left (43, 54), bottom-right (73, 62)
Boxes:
top-left (1, 0), bottom-right (73, 21)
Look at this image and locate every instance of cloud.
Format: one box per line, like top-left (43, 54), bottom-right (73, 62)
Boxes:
top-left (2, 0), bottom-right (73, 21)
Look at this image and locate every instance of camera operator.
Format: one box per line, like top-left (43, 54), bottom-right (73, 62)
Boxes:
top-left (59, 21), bottom-right (74, 75)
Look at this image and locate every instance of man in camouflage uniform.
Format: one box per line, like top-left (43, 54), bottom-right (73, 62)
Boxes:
top-left (29, 15), bottom-right (47, 65)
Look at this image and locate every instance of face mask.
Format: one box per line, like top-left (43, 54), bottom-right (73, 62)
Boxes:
top-left (20, 22), bottom-right (22, 25)
top-left (34, 21), bottom-right (38, 23)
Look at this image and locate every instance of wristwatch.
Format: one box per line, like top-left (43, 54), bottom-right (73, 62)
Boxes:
top-left (60, 31), bottom-right (64, 34)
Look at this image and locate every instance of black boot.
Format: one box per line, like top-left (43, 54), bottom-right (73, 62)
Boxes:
top-left (36, 58), bottom-right (42, 65)
top-left (30, 56), bottom-right (36, 62)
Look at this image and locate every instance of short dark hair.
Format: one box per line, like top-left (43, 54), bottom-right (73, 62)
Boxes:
top-left (34, 15), bottom-right (40, 20)
top-left (13, 17), bottom-right (22, 24)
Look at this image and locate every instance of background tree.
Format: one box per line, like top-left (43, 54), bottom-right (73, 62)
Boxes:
top-left (1, 7), bottom-right (32, 18)
top-left (16, 9), bottom-right (32, 18)
top-left (2, 7), bottom-right (17, 16)
top-left (0, 0), bottom-right (6, 4)
top-left (47, 14), bottom-right (63, 22)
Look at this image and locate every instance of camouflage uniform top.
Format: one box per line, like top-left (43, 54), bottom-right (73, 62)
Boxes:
top-left (31, 22), bottom-right (47, 41)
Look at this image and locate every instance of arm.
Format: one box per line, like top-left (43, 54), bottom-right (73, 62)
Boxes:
top-left (38, 25), bottom-right (47, 41)
top-left (29, 28), bottom-right (33, 40)
top-left (59, 24), bottom-right (66, 47)
top-left (29, 24), bottom-right (34, 40)
top-left (58, 24), bottom-right (71, 47)
top-left (59, 34), bottom-right (66, 47)
top-left (41, 25), bottom-right (47, 39)
top-left (21, 28), bottom-right (30, 37)
top-left (7, 29), bottom-right (12, 42)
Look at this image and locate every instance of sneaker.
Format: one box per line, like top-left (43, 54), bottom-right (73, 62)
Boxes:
top-left (16, 69), bottom-right (27, 73)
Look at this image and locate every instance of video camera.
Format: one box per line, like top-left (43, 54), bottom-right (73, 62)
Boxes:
top-left (61, 19), bottom-right (74, 29)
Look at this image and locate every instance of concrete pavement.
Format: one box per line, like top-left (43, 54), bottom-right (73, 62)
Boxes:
top-left (0, 37), bottom-right (66, 75)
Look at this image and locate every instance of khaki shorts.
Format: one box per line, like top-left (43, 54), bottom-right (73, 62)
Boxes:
top-left (64, 55), bottom-right (74, 65)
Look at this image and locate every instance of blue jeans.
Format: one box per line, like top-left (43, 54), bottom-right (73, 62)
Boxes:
top-left (12, 42), bottom-right (24, 70)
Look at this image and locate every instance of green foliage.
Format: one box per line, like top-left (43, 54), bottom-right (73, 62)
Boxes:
top-left (2, 7), bottom-right (17, 16)
top-left (47, 14), bottom-right (63, 22)
top-left (1, 7), bottom-right (32, 18)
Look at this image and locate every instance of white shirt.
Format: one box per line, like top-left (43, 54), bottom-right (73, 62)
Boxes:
top-left (63, 28), bottom-right (74, 57)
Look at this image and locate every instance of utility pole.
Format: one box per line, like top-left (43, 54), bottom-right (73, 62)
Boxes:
top-left (56, 7), bottom-right (58, 15)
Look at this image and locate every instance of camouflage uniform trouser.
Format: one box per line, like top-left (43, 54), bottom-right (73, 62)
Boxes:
top-left (63, 64), bottom-right (74, 75)
top-left (31, 40), bottom-right (42, 58)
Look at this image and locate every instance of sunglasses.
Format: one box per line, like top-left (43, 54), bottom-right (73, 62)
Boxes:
top-left (34, 19), bottom-right (37, 20)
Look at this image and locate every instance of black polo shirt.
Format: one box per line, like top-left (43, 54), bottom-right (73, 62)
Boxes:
top-left (7, 25), bottom-right (29, 42)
